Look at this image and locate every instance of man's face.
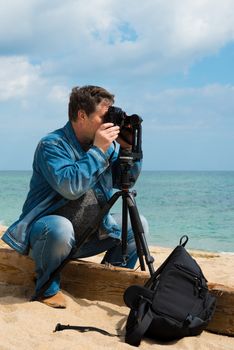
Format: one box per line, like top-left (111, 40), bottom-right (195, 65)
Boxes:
top-left (84, 100), bottom-right (111, 143)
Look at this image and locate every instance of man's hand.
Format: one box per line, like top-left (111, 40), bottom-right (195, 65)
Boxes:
top-left (94, 123), bottom-right (120, 153)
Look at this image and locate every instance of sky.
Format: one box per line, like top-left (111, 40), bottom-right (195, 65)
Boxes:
top-left (0, 0), bottom-right (234, 171)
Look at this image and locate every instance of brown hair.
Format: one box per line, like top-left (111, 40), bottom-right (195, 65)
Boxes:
top-left (68, 85), bottom-right (115, 121)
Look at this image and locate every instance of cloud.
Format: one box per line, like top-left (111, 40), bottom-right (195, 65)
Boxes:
top-left (48, 85), bottom-right (69, 103)
top-left (0, 56), bottom-right (44, 101)
top-left (1, 1), bottom-right (234, 170)
top-left (1, 0), bottom-right (234, 79)
top-left (0, 55), bottom-right (70, 107)
top-left (143, 84), bottom-right (234, 132)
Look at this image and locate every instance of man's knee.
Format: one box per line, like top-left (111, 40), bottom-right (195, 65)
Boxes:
top-left (47, 215), bottom-right (75, 245)
top-left (30, 215), bottom-right (75, 246)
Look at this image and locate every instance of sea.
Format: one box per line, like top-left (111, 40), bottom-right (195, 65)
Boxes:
top-left (0, 170), bottom-right (234, 253)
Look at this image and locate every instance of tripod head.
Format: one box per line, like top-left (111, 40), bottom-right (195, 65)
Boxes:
top-left (118, 117), bottom-right (143, 190)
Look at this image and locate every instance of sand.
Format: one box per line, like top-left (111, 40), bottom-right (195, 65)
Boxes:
top-left (0, 224), bottom-right (234, 350)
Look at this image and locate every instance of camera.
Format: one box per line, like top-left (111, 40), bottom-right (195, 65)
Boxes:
top-left (104, 106), bottom-right (143, 161)
top-left (104, 106), bottom-right (142, 128)
top-left (104, 106), bottom-right (142, 146)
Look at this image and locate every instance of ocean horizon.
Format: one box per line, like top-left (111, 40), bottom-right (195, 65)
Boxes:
top-left (0, 170), bottom-right (234, 253)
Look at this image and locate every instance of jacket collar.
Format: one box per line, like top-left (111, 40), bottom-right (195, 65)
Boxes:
top-left (63, 121), bottom-right (86, 158)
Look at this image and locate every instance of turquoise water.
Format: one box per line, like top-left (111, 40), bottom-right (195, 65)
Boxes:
top-left (0, 171), bottom-right (234, 252)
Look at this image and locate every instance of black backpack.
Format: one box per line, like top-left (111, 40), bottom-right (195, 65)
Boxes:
top-left (124, 236), bottom-right (216, 347)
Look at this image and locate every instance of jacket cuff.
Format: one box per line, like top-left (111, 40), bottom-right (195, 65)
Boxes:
top-left (89, 145), bottom-right (109, 165)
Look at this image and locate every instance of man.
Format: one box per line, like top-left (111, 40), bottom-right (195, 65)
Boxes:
top-left (2, 85), bottom-right (147, 308)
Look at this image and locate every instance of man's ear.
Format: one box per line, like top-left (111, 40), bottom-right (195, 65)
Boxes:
top-left (77, 110), bottom-right (86, 121)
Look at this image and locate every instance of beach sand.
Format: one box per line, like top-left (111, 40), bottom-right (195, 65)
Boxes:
top-left (0, 224), bottom-right (233, 350)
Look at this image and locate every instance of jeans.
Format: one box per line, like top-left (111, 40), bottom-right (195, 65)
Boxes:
top-left (29, 213), bottom-right (149, 297)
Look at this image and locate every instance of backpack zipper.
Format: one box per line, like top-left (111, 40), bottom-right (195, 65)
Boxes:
top-left (174, 263), bottom-right (200, 279)
top-left (174, 263), bottom-right (207, 296)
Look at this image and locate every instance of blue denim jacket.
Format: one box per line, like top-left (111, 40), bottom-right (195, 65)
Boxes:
top-left (2, 121), bottom-right (142, 255)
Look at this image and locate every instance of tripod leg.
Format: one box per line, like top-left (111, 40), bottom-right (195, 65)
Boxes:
top-left (126, 193), bottom-right (155, 276)
top-left (121, 194), bottom-right (129, 264)
top-left (133, 227), bottom-right (146, 271)
top-left (126, 203), bottom-right (146, 271)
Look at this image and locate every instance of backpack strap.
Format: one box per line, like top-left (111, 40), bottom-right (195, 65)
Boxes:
top-left (54, 323), bottom-right (118, 337)
top-left (125, 301), bottom-right (154, 347)
top-left (179, 235), bottom-right (189, 247)
top-left (124, 285), bottom-right (154, 309)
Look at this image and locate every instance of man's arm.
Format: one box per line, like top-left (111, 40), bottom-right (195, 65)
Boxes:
top-left (35, 140), bottom-right (109, 200)
top-left (35, 121), bottom-right (121, 199)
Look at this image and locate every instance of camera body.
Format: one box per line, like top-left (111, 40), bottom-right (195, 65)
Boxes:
top-left (104, 106), bottom-right (142, 128)
top-left (104, 106), bottom-right (143, 161)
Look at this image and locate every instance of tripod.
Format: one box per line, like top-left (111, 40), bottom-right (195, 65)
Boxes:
top-left (31, 127), bottom-right (155, 301)
top-left (105, 150), bottom-right (155, 275)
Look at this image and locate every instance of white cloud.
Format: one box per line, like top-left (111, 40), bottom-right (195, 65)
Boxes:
top-left (1, 0), bottom-right (234, 77)
top-left (0, 56), bottom-right (43, 101)
top-left (0, 56), bottom-right (70, 104)
top-left (0, 0), bottom-right (35, 44)
top-left (1, 1), bottom-right (234, 170)
top-left (48, 85), bottom-right (69, 102)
